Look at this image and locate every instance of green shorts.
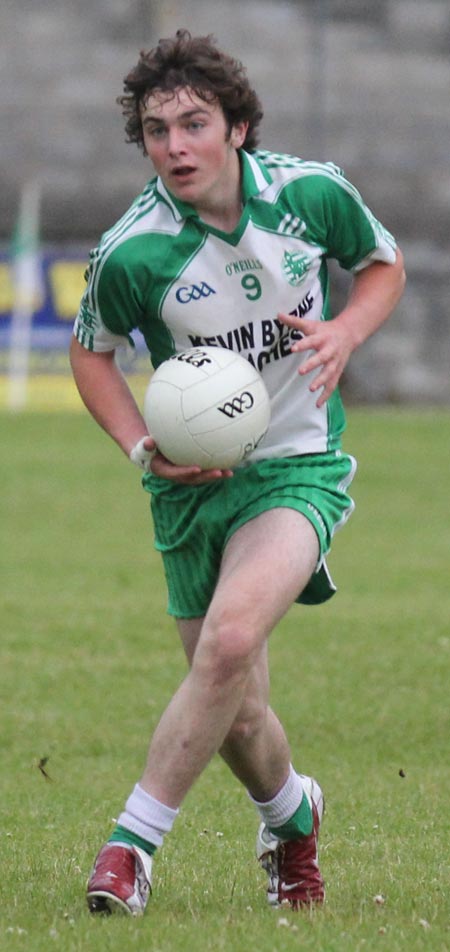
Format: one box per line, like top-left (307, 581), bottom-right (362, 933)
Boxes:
top-left (143, 451), bottom-right (356, 618)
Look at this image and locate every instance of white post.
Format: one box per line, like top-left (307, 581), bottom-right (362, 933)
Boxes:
top-left (7, 179), bottom-right (42, 411)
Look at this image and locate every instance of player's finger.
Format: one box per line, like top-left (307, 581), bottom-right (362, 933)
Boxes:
top-left (277, 312), bottom-right (315, 334)
top-left (179, 468), bottom-right (234, 485)
top-left (151, 455), bottom-right (202, 478)
top-left (298, 351), bottom-right (327, 374)
top-left (310, 365), bottom-right (341, 405)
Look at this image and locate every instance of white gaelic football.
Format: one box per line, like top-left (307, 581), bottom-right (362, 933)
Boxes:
top-left (144, 346), bottom-right (271, 469)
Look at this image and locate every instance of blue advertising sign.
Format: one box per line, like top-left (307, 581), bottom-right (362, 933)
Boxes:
top-left (0, 246), bottom-right (89, 362)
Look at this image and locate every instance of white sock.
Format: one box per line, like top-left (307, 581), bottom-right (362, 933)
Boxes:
top-left (249, 765), bottom-right (304, 827)
top-left (117, 783), bottom-right (179, 849)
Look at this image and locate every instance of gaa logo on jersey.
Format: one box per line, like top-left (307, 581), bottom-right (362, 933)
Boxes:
top-left (281, 250), bottom-right (312, 287)
top-left (175, 282), bottom-right (216, 304)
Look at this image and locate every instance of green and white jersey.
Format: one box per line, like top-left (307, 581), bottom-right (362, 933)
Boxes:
top-left (74, 148), bottom-right (397, 460)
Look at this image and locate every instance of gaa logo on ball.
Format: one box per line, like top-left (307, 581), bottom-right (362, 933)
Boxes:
top-left (144, 346), bottom-right (271, 469)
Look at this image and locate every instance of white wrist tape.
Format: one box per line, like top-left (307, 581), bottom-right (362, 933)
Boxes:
top-left (129, 437), bottom-right (156, 472)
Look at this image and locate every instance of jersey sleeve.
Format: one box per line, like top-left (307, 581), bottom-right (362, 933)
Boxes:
top-left (306, 166), bottom-right (398, 273)
top-left (73, 244), bottom-right (145, 352)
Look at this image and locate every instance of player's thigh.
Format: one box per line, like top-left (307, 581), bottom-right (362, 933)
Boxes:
top-left (208, 507), bottom-right (319, 637)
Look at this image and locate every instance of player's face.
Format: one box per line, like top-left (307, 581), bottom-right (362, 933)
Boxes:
top-left (140, 87), bottom-right (248, 214)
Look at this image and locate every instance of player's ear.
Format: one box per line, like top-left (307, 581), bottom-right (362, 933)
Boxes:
top-left (230, 121), bottom-right (248, 149)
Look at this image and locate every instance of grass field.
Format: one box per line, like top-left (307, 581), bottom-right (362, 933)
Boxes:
top-left (1, 407), bottom-right (450, 951)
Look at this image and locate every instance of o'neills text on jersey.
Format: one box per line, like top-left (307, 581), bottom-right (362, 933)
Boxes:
top-left (225, 258), bottom-right (263, 276)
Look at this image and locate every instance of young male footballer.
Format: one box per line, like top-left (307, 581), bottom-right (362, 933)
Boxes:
top-left (70, 29), bottom-right (406, 915)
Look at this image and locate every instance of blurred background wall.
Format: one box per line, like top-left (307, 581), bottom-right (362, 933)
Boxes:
top-left (1, 0), bottom-right (449, 403)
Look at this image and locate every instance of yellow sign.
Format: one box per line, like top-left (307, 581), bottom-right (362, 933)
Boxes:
top-left (0, 263), bottom-right (14, 312)
top-left (48, 261), bottom-right (86, 320)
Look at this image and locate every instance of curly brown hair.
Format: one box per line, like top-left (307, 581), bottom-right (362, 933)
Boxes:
top-left (117, 29), bottom-right (263, 154)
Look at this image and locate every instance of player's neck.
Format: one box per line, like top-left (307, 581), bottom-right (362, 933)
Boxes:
top-left (195, 151), bottom-right (243, 233)
top-left (198, 198), bottom-right (242, 232)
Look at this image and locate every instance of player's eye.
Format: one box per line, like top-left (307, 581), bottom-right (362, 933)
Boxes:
top-left (146, 126), bottom-right (166, 138)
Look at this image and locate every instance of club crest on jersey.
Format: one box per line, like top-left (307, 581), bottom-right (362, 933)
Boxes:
top-left (281, 250), bottom-right (312, 287)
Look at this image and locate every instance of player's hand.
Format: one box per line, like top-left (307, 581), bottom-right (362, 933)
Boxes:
top-left (278, 312), bottom-right (355, 407)
top-left (150, 451), bottom-right (234, 485)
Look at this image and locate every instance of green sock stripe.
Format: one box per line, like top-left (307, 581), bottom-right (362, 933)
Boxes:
top-left (268, 793), bottom-right (313, 840)
top-left (109, 824), bottom-right (157, 856)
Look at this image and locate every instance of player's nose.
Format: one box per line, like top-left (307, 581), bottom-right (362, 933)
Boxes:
top-left (167, 128), bottom-right (187, 156)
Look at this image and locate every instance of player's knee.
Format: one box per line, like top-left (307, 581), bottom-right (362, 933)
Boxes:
top-left (195, 616), bottom-right (260, 685)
